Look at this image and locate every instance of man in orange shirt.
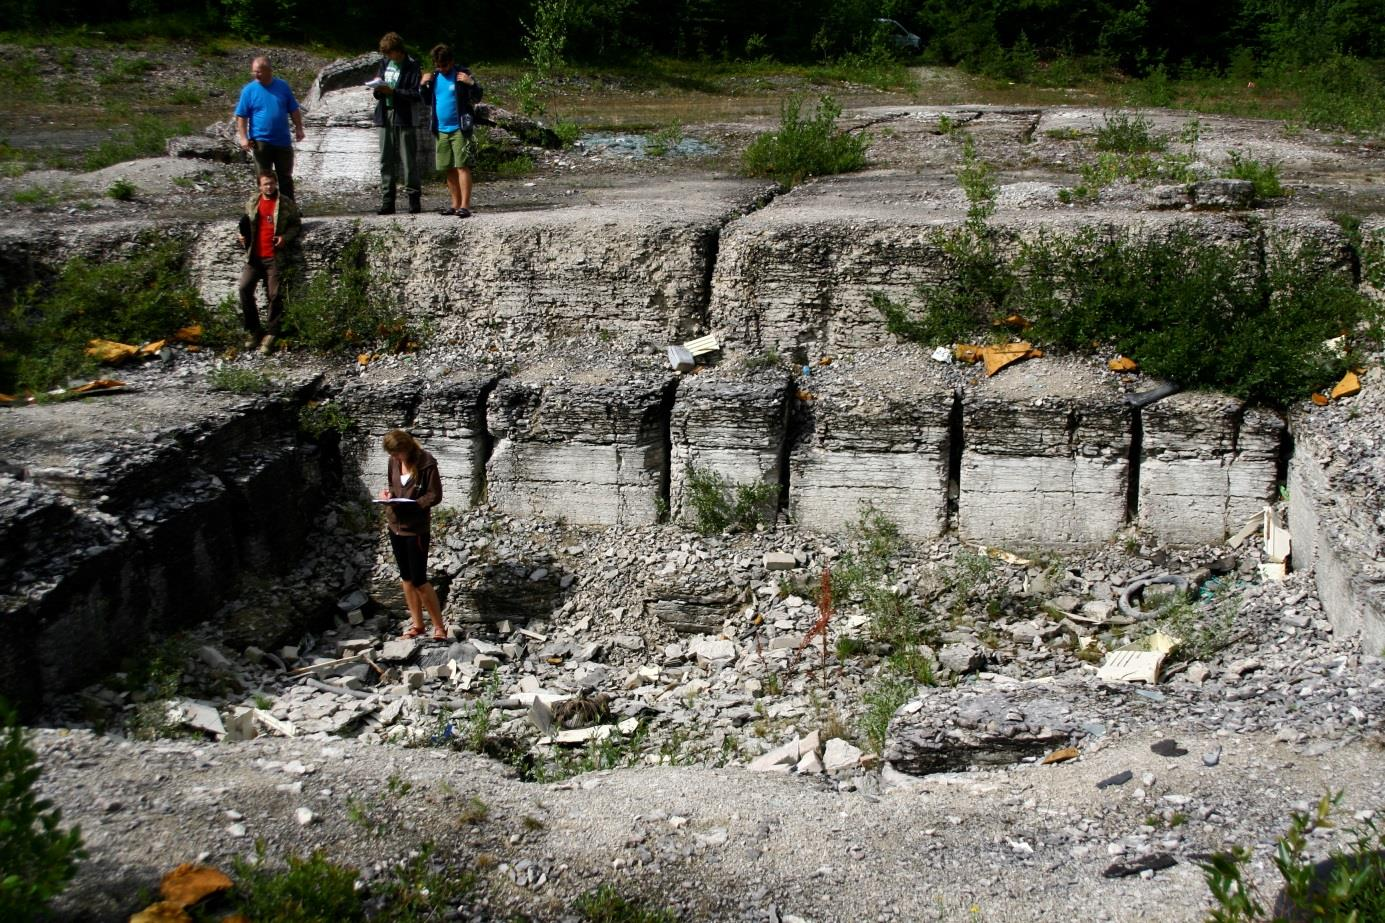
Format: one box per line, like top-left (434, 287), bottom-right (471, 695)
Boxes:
top-left (236, 172), bottom-right (301, 354)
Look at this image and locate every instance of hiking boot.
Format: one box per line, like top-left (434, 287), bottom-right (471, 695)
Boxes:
top-left (377, 200), bottom-right (396, 216)
top-left (407, 193), bottom-right (421, 214)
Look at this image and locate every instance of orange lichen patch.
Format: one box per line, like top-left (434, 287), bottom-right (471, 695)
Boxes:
top-left (70, 379), bottom-right (127, 395)
top-left (1311, 392), bottom-right (1330, 406)
top-left (160, 863), bottom-right (234, 907)
top-left (1041, 746), bottom-right (1079, 764)
top-left (1108, 356), bottom-right (1138, 373)
top-left (1330, 371), bottom-right (1361, 401)
top-left (981, 343), bottom-right (1042, 377)
top-left (357, 353), bottom-right (373, 367)
top-left (173, 324), bottom-right (202, 343)
top-left (995, 313), bottom-right (1031, 330)
top-left (86, 339), bottom-right (140, 364)
top-left (128, 901), bottom-right (192, 923)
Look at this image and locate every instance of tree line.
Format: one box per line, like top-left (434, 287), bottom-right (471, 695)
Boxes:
top-left (3, 0), bottom-right (1382, 74)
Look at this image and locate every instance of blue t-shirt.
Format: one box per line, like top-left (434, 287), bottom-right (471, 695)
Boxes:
top-left (433, 69), bottom-right (461, 133)
top-left (235, 78), bottom-right (299, 147)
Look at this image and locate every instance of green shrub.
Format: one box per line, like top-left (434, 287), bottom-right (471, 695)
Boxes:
top-left (2, 236), bottom-right (207, 394)
top-left (741, 94), bottom-right (869, 188)
top-left (1095, 112), bottom-right (1164, 153)
top-left (1224, 150), bottom-right (1285, 199)
top-left (645, 124), bottom-right (684, 157)
top-left (210, 366), bottom-right (274, 394)
top-left (1295, 54), bottom-right (1385, 135)
top-left (1201, 792), bottom-right (1385, 922)
top-left (298, 402), bottom-right (354, 439)
top-left (859, 674), bottom-right (914, 754)
top-left (283, 233), bottom-right (416, 353)
top-left (230, 842), bottom-right (363, 923)
top-left (0, 700), bottom-right (85, 919)
top-left (574, 883), bottom-right (678, 923)
top-left (105, 178), bottom-right (136, 201)
top-left (684, 467), bottom-right (778, 534)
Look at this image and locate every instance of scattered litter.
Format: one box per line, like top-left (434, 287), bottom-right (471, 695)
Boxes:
top-left (1262, 507), bottom-right (1290, 581)
top-left (1041, 746), bottom-right (1079, 764)
top-left (166, 699), bottom-right (225, 738)
top-left (67, 379), bottom-right (129, 397)
top-left (1118, 575), bottom-right (1189, 620)
top-left (930, 346), bottom-right (952, 363)
top-left (953, 342), bottom-right (1044, 377)
top-left (1330, 370), bottom-right (1361, 400)
top-left (1097, 648), bottom-right (1166, 684)
top-left (971, 545), bottom-right (1033, 566)
top-left (667, 332), bottom-right (721, 371)
top-left (1108, 355), bottom-right (1138, 373)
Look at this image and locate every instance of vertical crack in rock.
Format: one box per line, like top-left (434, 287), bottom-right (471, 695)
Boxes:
top-left (472, 376), bottom-right (502, 506)
top-left (1126, 404), bottom-right (1144, 524)
top-left (658, 378), bottom-right (678, 521)
top-left (946, 389), bottom-right (963, 528)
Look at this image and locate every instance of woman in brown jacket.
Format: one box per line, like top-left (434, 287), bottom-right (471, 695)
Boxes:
top-left (379, 429), bottom-right (448, 640)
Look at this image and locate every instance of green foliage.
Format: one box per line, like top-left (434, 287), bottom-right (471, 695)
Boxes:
top-left (1154, 583), bottom-right (1240, 662)
top-left (574, 883), bottom-right (679, 923)
top-left (2, 235), bottom-right (206, 394)
top-left (644, 124), bottom-right (684, 157)
top-left (1296, 53), bottom-right (1385, 135)
top-left (1095, 113), bottom-right (1164, 153)
top-left (684, 467), bottom-right (778, 534)
top-left (84, 115), bottom-right (192, 171)
top-left (0, 700), bottom-right (85, 919)
top-left (298, 401), bottom-right (355, 439)
top-left (210, 366), bottom-right (275, 394)
top-left (522, 722), bottom-right (653, 783)
top-left (859, 674), bottom-right (914, 754)
top-left (741, 94), bottom-right (869, 188)
top-left (105, 178), bottom-right (136, 201)
top-left (553, 116), bottom-right (582, 147)
top-left (524, 0), bottom-right (571, 78)
top-left (1224, 150), bottom-right (1285, 199)
top-left (231, 842), bottom-right (363, 923)
top-left (283, 233), bottom-right (417, 353)
top-left (1202, 792), bottom-right (1385, 922)
top-left (956, 133), bottom-right (997, 227)
top-left (370, 843), bottom-right (476, 921)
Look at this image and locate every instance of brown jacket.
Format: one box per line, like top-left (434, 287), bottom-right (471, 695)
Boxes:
top-left (385, 449), bottom-right (442, 537)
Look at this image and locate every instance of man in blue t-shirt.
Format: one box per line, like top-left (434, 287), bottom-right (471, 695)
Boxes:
top-left (234, 57), bottom-right (306, 201)
top-left (420, 44), bottom-right (482, 218)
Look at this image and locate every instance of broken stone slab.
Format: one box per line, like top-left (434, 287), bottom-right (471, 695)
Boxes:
top-left (644, 579), bottom-right (741, 634)
top-left (1191, 179), bottom-right (1255, 209)
top-left (938, 642), bottom-right (987, 675)
top-left (886, 678), bottom-right (1110, 777)
top-left (959, 359), bottom-right (1130, 549)
top-left (668, 368), bottom-right (792, 525)
top-left (449, 561), bottom-right (565, 625)
top-left (378, 639), bottom-right (420, 662)
top-left (822, 738), bottom-right (864, 774)
top-left (788, 355), bottom-right (955, 539)
top-left (762, 551), bottom-right (798, 571)
top-left (166, 699), bottom-right (226, 738)
top-left (687, 637), bottom-right (737, 668)
top-left (487, 363), bottom-right (675, 527)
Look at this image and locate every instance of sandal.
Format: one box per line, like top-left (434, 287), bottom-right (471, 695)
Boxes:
top-left (431, 628), bottom-right (449, 641)
top-left (400, 626), bottom-right (424, 639)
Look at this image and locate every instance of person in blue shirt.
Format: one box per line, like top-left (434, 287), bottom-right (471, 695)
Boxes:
top-left (420, 44), bottom-right (482, 218)
top-left (234, 57), bottom-right (306, 202)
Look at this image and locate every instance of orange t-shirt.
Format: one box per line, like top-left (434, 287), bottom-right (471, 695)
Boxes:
top-left (256, 197), bottom-right (277, 259)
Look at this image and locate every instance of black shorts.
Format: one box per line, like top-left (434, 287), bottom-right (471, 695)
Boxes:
top-left (389, 531), bottom-right (430, 587)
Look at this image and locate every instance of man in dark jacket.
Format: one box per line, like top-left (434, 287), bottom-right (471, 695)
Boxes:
top-left (236, 172), bottom-right (302, 354)
top-left (372, 32), bottom-right (423, 215)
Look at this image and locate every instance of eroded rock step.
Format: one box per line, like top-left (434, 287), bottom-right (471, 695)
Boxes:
top-left (0, 378), bottom-right (331, 708)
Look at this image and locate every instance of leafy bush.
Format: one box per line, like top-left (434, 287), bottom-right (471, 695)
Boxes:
top-left (283, 233), bottom-right (417, 353)
top-left (2, 236), bottom-right (207, 394)
top-left (298, 402), bottom-right (354, 439)
top-left (1095, 112), bottom-right (1164, 153)
top-left (0, 699), bottom-right (85, 919)
top-left (231, 843), bottom-right (362, 923)
top-left (683, 467), bottom-right (779, 534)
top-left (210, 366), bottom-right (274, 394)
top-left (105, 178), bottom-right (136, 201)
top-left (1224, 150), bottom-right (1285, 199)
top-left (1202, 792), bottom-right (1385, 922)
top-left (741, 94), bottom-right (869, 188)
top-left (859, 674), bottom-right (915, 754)
top-left (574, 883), bottom-right (678, 923)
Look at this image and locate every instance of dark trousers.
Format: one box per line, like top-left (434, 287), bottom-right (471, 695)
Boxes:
top-left (238, 256), bottom-right (285, 336)
top-left (251, 140), bottom-right (295, 201)
top-left (379, 123), bottom-right (419, 200)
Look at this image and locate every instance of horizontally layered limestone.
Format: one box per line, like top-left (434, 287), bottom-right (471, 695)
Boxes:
top-left (668, 368), bottom-right (792, 525)
top-left (1287, 369), bottom-right (1385, 653)
top-left (959, 361), bottom-right (1130, 549)
top-left (486, 360), bottom-right (675, 527)
top-left (0, 385), bottom-right (326, 708)
top-left (1139, 393), bottom-right (1284, 544)
top-left (788, 356), bottom-right (955, 539)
